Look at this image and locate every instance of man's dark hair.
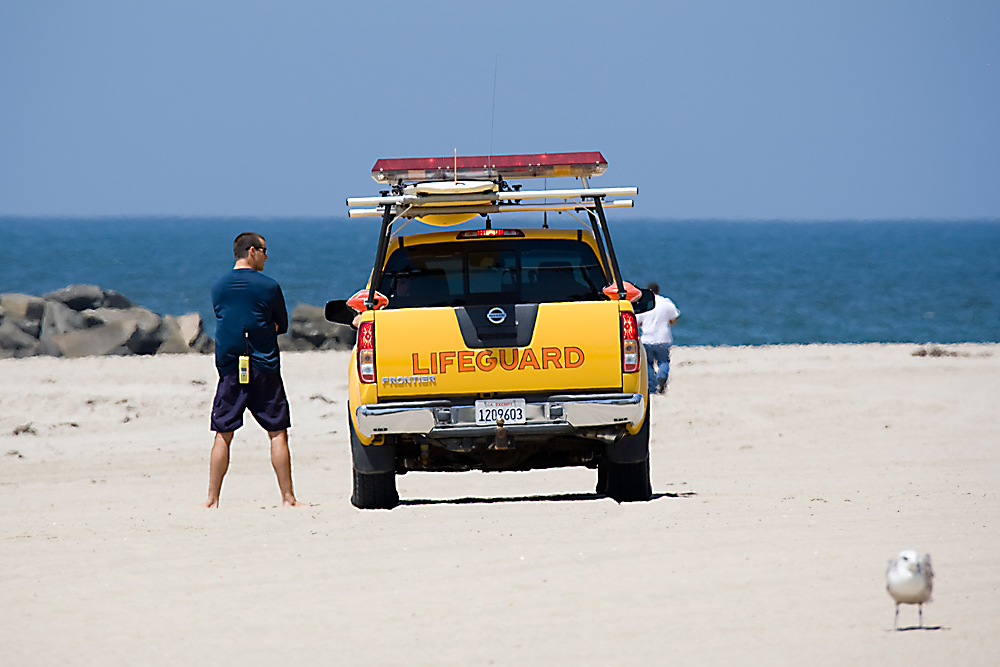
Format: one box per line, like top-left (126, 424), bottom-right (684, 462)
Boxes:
top-left (233, 232), bottom-right (264, 260)
top-left (648, 282), bottom-right (660, 295)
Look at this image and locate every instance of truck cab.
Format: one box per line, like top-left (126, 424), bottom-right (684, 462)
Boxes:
top-left (329, 152), bottom-right (654, 508)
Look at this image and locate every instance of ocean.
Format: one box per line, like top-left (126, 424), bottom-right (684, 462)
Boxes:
top-left (1, 217), bottom-right (998, 347)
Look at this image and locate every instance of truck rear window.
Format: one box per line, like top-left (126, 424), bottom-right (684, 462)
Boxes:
top-left (378, 239), bottom-right (607, 308)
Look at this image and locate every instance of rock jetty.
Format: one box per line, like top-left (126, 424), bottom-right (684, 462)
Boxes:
top-left (0, 285), bottom-right (355, 359)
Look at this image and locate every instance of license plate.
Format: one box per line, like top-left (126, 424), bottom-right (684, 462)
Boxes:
top-left (475, 398), bottom-right (526, 426)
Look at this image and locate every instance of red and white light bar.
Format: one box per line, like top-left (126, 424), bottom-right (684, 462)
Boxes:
top-left (371, 152), bottom-right (607, 184)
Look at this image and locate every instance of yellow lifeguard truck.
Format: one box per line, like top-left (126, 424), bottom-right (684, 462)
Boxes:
top-left (327, 152), bottom-right (654, 508)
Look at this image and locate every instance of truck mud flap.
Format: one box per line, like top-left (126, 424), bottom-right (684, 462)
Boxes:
top-left (604, 402), bottom-right (650, 464)
top-left (351, 421), bottom-right (396, 473)
top-left (605, 437), bottom-right (647, 464)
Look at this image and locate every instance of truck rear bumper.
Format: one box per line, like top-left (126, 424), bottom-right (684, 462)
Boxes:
top-left (355, 393), bottom-right (645, 439)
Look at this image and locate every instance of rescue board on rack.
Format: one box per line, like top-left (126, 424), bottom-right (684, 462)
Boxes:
top-left (406, 181), bottom-right (497, 196)
top-left (399, 181), bottom-right (499, 225)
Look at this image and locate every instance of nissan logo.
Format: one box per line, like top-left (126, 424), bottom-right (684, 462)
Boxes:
top-left (487, 307), bottom-right (507, 324)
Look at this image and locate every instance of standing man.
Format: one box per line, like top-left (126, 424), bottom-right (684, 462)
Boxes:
top-left (636, 282), bottom-right (680, 395)
top-left (203, 232), bottom-right (304, 508)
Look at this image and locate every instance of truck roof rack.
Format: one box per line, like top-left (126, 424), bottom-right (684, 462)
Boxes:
top-left (347, 151), bottom-right (637, 308)
top-left (348, 152), bottom-right (636, 221)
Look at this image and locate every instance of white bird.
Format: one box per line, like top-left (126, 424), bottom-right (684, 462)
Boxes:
top-left (886, 549), bottom-right (934, 629)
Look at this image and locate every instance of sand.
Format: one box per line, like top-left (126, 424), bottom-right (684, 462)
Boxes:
top-left (1, 343), bottom-right (998, 666)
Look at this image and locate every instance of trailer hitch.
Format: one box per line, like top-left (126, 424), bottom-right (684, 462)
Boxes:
top-left (490, 418), bottom-right (514, 450)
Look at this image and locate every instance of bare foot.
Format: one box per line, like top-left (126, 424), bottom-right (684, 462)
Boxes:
top-left (283, 498), bottom-right (310, 507)
top-left (202, 499), bottom-right (220, 508)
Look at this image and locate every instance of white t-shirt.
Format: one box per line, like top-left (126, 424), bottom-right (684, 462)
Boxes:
top-left (636, 294), bottom-right (679, 345)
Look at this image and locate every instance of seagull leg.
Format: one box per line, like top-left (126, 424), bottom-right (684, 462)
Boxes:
top-left (894, 604), bottom-right (899, 630)
top-left (919, 604), bottom-right (923, 628)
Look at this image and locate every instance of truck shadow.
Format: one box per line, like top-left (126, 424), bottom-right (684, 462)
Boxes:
top-left (399, 491), bottom-right (696, 506)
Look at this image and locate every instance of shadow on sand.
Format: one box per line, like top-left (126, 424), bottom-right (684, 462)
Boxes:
top-left (399, 491), bottom-right (696, 506)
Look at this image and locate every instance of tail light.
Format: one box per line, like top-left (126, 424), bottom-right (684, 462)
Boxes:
top-left (357, 320), bottom-right (376, 384)
top-left (620, 311), bottom-right (640, 373)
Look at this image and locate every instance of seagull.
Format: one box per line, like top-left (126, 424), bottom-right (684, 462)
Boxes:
top-left (886, 549), bottom-right (934, 629)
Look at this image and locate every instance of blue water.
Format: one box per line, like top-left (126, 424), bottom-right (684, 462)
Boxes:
top-left (2, 217), bottom-right (998, 346)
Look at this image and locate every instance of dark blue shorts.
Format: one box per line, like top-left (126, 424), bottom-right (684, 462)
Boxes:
top-left (211, 368), bottom-right (291, 433)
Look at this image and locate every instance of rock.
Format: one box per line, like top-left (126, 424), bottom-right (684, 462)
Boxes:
top-left (156, 316), bottom-right (195, 354)
top-left (289, 304), bottom-right (333, 347)
top-left (290, 303), bottom-right (355, 349)
top-left (2, 288), bottom-right (349, 358)
top-left (43, 284), bottom-right (105, 311)
top-left (12, 319), bottom-right (41, 339)
top-left (100, 289), bottom-right (135, 309)
top-left (191, 332), bottom-right (215, 355)
top-left (319, 337), bottom-right (353, 351)
top-left (0, 321), bottom-right (40, 353)
top-left (13, 341), bottom-right (48, 359)
top-left (84, 307), bottom-right (163, 355)
top-left (0, 293), bottom-right (46, 322)
top-left (87, 306), bottom-right (161, 334)
top-left (34, 338), bottom-right (64, 358)
top-left (40, 301), bottom-right (86, 340)
top-left (278, 334), bottom-right (316, 352)
top-left (328, 323), bottom-right (356, 349)
top-left (50, 320), bottom-right (138, 358)
top-left (177, 313), bottom-right (202, 346)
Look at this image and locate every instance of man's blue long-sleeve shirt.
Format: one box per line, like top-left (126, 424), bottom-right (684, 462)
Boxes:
top-left (211, 269), bottom-right (288, 376)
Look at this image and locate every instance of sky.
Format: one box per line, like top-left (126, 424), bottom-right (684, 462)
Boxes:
top-left (1, 1), bottom-right (998, 220)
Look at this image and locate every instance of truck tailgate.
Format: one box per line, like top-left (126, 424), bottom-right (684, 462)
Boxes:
top-left (374, 301), bottom-right (622, 398)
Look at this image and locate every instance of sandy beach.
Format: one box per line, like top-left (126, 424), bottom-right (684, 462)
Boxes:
top-left (1, 343), bottom-right (997, 665)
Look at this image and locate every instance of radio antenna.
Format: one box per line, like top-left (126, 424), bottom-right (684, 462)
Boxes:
top-left (488, 54), bottom-right (498, 178)
top-left (543, 176), bottom-right (548, 228)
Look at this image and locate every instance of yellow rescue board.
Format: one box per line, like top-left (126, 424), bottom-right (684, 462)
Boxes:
top-left (373, 301), bottom-right (623, 397)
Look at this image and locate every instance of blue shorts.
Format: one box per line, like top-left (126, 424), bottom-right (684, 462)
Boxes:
top-left (211, 368), bottom-right (292, 433)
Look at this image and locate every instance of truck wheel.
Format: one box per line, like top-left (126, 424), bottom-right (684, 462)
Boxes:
top-left (351, 468), bottom-right (399, 510)
top-left (604, 403), bottom-right (652, 502)
top-left (349, 419), bottom-right (398, 510)
top-left (605, 458), bottom-right (652, 502)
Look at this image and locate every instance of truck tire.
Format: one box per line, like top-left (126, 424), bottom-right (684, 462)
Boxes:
top-left (603, 403), bottom-right (652, 502)
top-left (351, 468), bottom-right (399, 510)
top-left (605, 458), bottom-right (652, 502)
top-left (349, 419), bottom-right (398, 509)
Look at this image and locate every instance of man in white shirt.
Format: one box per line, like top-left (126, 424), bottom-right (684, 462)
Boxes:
top-left (635, 282), bottom-right (680, 395)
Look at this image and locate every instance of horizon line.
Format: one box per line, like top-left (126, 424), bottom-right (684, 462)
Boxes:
top-left (2, 214), bottom-right (999, 224)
